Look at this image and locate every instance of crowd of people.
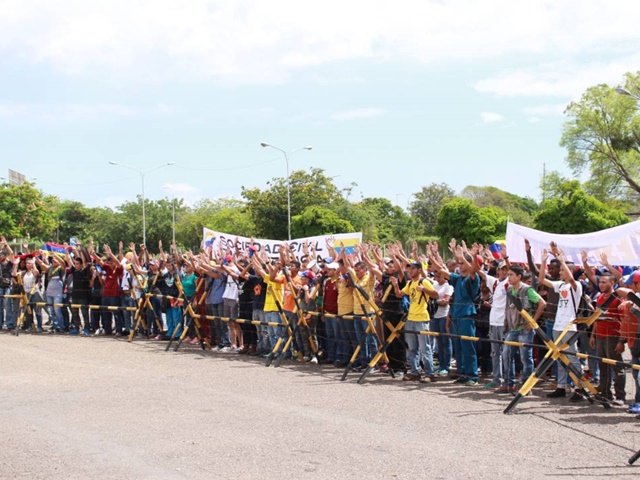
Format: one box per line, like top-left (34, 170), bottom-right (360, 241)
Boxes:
top-left (0, 234), bottom-right (639, 417)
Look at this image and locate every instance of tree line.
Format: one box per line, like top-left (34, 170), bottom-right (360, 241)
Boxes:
top-left (3, 71), bottom-right (639, 250)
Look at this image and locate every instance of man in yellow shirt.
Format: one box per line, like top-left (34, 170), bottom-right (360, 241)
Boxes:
top-left (391, 261), bottom-right (439, 382)
top-left (348, 261), bottom-right (378, 369)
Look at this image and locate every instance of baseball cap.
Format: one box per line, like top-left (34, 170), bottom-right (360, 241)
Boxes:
top-left (624, 271), bottom-right (640, 285)
top-left (407, 261), bottom-right (422, 269)
top-left (300, 270), bottom-right (315, 281)
top-left (325, 262), bottom-right (339, 270)
top-left (323, 256), bottom-right (334, 264)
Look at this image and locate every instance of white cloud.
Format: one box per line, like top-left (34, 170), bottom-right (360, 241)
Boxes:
top-left (0, 102), bottom-right (174, 123)
top-left (474, 54), bottom-right (640, 99)
top-left (480, 112), bottom-right (504, 124)
top-left (330, 108), bottom-right (385, 122)
top-left (1, 1), bottom-right (640, 84)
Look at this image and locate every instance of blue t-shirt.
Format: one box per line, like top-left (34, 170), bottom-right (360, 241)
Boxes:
top-left (206, 275), bottom-right (227, 305)
top-left (449, 272), bottom-right (480, 319)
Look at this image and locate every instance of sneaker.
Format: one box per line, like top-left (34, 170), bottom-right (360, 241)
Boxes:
top-left (436, 369), bottom-right (449, 377)
top-left (190, 337), bottom-right (200, 345)
top-left (303, 356), bottom-right (311, 362)
top-left (115, 333), bottom-right (123, 337)
top-left (453, 376), bottom-right (468, 384)
top-left (627, 404), bottom-right (640, 414)
top-left (82, 329), bottom-right (89, 336)
top-left (69, 328), bottom-right (79, 336)
top-left (378, 363), bottom-right (390, 374)
top-left (546, 388), bottom-right (567, 398)
top-left (333, 361), bottom-right (347, 368)
top-left (219, 346), bottom-right (232, 353)
top-left (484, 381), bottom-right (501, 389)
top-left (611, 398), bottom-right (625, 407)
top-left (465, 379), bottom-right (479, 386)
top-left (569, 390), bottom-right (586, 402)
top-left (420, 376), bottom-right (433, 384)
top-left (403, 373), bottom-right (421, 381)
top-left (310, 356), bottom-right (318, 364)
top-left (494, 385), bottom-right (514, 394)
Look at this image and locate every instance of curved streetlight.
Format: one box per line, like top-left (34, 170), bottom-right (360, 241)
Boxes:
top-left (260, 143), bottom-right (312, 240)
top-left (615, 86), bottom-right (640, 102)
top-left (109, 161), bottom-right (174, 245)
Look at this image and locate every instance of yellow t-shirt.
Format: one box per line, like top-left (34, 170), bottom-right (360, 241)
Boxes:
top-left (263, 273), bottom-right (285, 312)
top-left (401, 278), bottom-right (436, 322)
top-left (337, 276), bottom-right (354, 315)
top-left (351, 270), bottom-right (376, 315)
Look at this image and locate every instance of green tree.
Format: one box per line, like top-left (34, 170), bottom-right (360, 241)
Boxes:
top-left (409, 182), bottom-right (456, 235)
top-left (241, 168), bottom-right (346, 239)
top-left (560, 71), bottom-right (640, 204)
top-left (53, 200), bottom-right (92, 243)
top-left (435, 198), bottom-right (507, 244)
top-left (460, 185), bottom-right (538, 226)
top-left (177, 198), bottom-right (254, 249)
top-left (533, 181), bottom-right (629, 234)
top-left (291, 206), bottom-right (355, 238)
top-left (357, 197), bottom-right (422, 245)
top-left (0, 181), bottom-right (56, 240)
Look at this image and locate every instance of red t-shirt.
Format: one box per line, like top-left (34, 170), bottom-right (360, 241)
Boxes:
top-left (323, 277), bottom-right (339, 315)
top-left (102, 263), bottom-right (124, 297)
top-left (595, 293), bottom-right (621, 339)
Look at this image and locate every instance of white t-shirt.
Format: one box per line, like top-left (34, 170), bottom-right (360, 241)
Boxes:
top-left (485, 275), bottom-right (509, 327)
top-left (550, 280), bottom-right (582, 332)
top-left (433, 281), bottom-right (454, 318)
top-left (222, 267), bottom-right (239, 301)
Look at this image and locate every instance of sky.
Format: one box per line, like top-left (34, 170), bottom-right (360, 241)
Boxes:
top-left (1, 0), bottom-right (640, 211)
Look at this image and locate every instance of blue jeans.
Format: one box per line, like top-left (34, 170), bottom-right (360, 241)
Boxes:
top-left (46, 294), bottom-right (64, 331)
top-left (431, 317), bottom-right (451, 372)
top-left (504, 329), bottom-right (534, 387)
top-left (451, 317), bottom-right (478, 381)
top-left (354, 316), bottom-right (377, 366)
top-left (265, 311), bottom-right (283, 351)
top-left (102, 295), bottom-right (123, 334)
top-left (166, 306), bottom-right (183, 338)
top-left (404, 321), bottom-right (434, 376)
top-left (337, 314), bottom-right (356, 363)
top-left (489, 325), bottom-right (504, 385)
top-left (121, 295), bottom-right (136, 332)
top-left (553, 330), bottom-right (581, 388)
top-left (632, 355), bottom-right (640, 404)
top-left (324, 315), bottom-right (341, 363)
top-left (253, 309), bottom-right (270, 350)
top-left (0, 286), bottom-right (8, 326)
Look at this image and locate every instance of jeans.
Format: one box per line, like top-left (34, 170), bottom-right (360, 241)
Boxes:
top-left (489, 325), bottom-right (504, 384)
top-left (504, 329), bottom-right (534, 387)
top-left (166, 306), bottom-right (183, 338)
top-left (324, 315), bottom-right (341, 362)
top-left (121, 295), bottom-right (136, 332)
top-left (253, 309), bottom-right (270, 351)
top-left (553, 330), bottom-right (581, 388)
top-left (265, 311), bottom-right (283, 351)
top-left (70, 298), bottom-right (90, 331)
top-left (431, 317), bottom-right (451, 372)
top-left (207, 302), bottom-right (229, 347)
top-left (0, 286), bottom-right (8, 326)
top-left (337, 315), bottom-right (357, 364)
top-left (451, 317), bottom-right (478, 381)
top-left (546, 319), bottom-right (558, 378)
top-left (102, 295), bottom-right (123, 334)
top-left (46, 294), bottom-right (64, 331)
top-left (354, 315), bottom-right (377, 366)
top-left (632, 356), bottom-right (640, 404)
top-left (404, 321), bottom-right (434, 376)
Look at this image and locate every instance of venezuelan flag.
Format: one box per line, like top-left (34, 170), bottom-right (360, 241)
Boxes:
top-left (489, 240), bottom-right (506, 259)
top-left (202, 228), bottom-right (216, 248)
top-left (334, 236), bottom-right (360, 255)
top-left (42, 242), bottom-right (67, 255)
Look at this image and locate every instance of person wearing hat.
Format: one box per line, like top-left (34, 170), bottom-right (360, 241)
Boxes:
top-left (296, 270), bottom-right (319, 363)
top-left (390, 260), bottom-right (438, 382)
top-left (0, 239), bottom-right (16, 330)
top-left (616, 273), bottom-right (640, 414)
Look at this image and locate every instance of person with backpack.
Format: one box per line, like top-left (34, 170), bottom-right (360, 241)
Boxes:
top-left (538, 247), bottom-right (584, 400)
top-left (500, 265), bottom-right (546, 394)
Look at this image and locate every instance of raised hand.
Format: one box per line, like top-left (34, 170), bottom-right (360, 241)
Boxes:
top-left (524, 238), bottom-right (531, 252)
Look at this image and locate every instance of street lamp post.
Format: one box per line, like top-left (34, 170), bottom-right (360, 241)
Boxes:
top-left (109, 161), bottom-right (174, 245)
top-left (163, 186), bottom-right (176, 245)
top-left (260, 143), bottom-right (312, 241)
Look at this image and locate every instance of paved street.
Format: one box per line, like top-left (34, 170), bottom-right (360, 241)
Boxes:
top-left (1, 332), bottom-right (639, 479)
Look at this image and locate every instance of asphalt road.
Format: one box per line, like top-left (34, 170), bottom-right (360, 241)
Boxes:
top-left (1, 332), bottom-right (639, 479)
